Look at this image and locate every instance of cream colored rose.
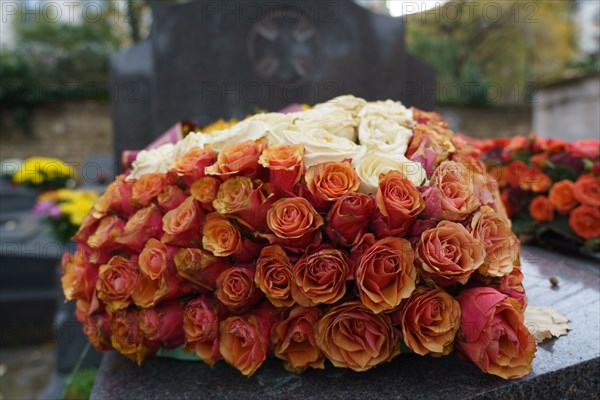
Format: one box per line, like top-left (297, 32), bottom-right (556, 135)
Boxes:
top-left (358, 116), bottom-right (413, 155)
top-left (173, 132), bottom-right (210, 159)
top-left (282, 128), bottom-right (366, 167)
top-left (358, 99), bottom-right (414, 127)
top-left (244, 112), bottom-right (296, 144)
top-left (128, 143), bottom-right (176, 181)
top-left (313, 94), bottom-right (367, 118)
top-left (354, 151), bottom-right (427, 194)
top-left (293, 108), bottom-right (357, 142)
top-left (203, 119), bottom-right (269, 152)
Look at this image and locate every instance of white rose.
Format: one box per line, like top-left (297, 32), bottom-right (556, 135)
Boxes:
top-left (293, 107), bottom-right (357, 142)
top-left (203, 119), bottom-right (269, 152)
top-left (127, 143), bottom-right (176, 181)
top-left (282, 127), bottom-right (366, 167)
top-left (244, 112), bottom-right (296, 145)
top-left (358, 99), bottom-right (414, 128)
top-left (314, 94), bottom-right (367, 118)
top-left (354, 151), bottom-right (427, 194)
top-left (173, 131), bottom-right (211, 159)
top-left (358, 116), bottom-right (413, 155)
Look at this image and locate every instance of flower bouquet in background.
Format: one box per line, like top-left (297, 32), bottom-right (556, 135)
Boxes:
top-left (10, 156), bottom-right (76, 190)
top-left (476, 135), bottom-right (600, 256)
top-left (34, 189), bottom-right (99, 243)
top-left (62, 95), bottom-right (536, 380)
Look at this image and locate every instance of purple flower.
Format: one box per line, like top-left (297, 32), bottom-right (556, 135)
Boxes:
top-left (33, 201), bottom-right (61, 218)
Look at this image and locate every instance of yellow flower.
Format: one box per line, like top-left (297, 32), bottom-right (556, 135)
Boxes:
top-left (202, 118), bottom-right (239, 133)
top-left (12, 157), bottom-right (75, 186)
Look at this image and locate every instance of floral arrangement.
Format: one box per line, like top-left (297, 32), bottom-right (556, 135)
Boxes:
top-left (11, 156), bottom-right (75, 189)
top-left (61, 96), bottom-right (535, 380)
top-left (34, 189), bottom-right (99, 243)
top-left (476, 135), bottom-right (600, 255)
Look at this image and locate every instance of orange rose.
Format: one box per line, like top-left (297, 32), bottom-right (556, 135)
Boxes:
top-left (131, 173), bottom-right (167, 207)
top-left (96, 256), bottom-right (138, 310)
top-left (373, 170), bottom-right (425, 237)
top-left (265, 197), bottom-right (324, 249)
top-left (417, 221), bottom-right (485, 287)
top-left (423, 161), bottom-right (480, 221)
top-left (184, 296), bottom-right (229, 366)
top-left (520, 167), bottom-right (551, 193)
top-left (548, 180), bottom-right (578, 214)
top-left (529, 195), bottom-right (554, 222)
top-left (314, 301), bottom-right (399, 372)
top-left (115, 204), bottom-right (164, 252)
top-left (272, 305), bottom-right (324, 373)
top-left (138, 301), bottom-right (185, 349)
top-left (216, 266), bottom-right (263, 311)
top-left (291, 248), bottom-right (352, 307)
top-left (573, 173), bottom-right (600, 207)
top-left (305, 161), bottom-right (360, 202)
top-left (61, 248), bottom-right (98, 303)
top-left (259, 144), bottom-right (304, 195)
top-left (498, 266), bottom-right (527, 311)
top-left (394, 287), bottom-right (460, 356)
top-left (219, 302), bottom-right (280, 376)
top-left (190, 176), bottom-right (220, 204)
top-left (174, 248), bottom-right (230, 291)
top-left (355, 236), bottom-right (416, 313)
top-left (569, 205), bottom-right (600, 239)
top-left (456, 287), bottom-right (535, 379)
top-left (83, 312), bottom-right (112, 351)
top-left (161, 196), bottom-right (204, 247)
top-left (470, 206), bottom-right (518, 278)
top-left (206, 138), bottom-right (267, 178)
top-left (202, 213), bottom-right (241, 257)
top-left (138, 238), bottom-right (168, 280)
top-left (170, 147), bottom-right (215, 185)
top-left (131, 265), bottom-right (193, 309)
top-left (505, 161), bottom-right (528, 187)
top-left (254, 245), bottom-right (294, 308)
top-left (157, 185), bottom-right (187, 212)
top-left (110, 308), bottom-right (158, 365)
top-left (92, 176), bottom-right (135, 219)
top-left (213, 176), bottom-right (273, 231)
top-left (87, 215), bottom-right (125, 249)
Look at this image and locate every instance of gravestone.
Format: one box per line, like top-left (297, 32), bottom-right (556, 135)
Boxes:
top-left (111, 0), bottom-right (435, 165)
top-left (91, 245), bottom-right (600, 399)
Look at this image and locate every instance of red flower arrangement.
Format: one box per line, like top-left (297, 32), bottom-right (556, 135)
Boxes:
top-left (61, 96), bottom-right (534, 379)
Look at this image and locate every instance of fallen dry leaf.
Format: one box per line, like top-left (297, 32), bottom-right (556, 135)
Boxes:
top-left (524, 306), bottom-right (570, 344)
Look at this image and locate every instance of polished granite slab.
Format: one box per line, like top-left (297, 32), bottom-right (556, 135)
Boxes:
top-left (90, 246), bottom-right (600, 400)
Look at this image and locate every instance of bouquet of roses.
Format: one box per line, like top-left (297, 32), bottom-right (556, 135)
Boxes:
top-left (61, 95), bottom-right (535, 380)
top-left (476, 135), bottom-right (600, 256)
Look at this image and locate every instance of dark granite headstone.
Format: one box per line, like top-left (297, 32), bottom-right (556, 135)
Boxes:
top-left (111, 0), bottom-right (435, 165)
top-left (90, 246), bottom-right (600, 399)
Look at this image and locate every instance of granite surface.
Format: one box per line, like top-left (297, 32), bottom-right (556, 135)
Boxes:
top-left (90, 246), bottom-right (600, 400)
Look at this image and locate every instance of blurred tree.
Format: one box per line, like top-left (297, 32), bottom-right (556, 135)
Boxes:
top-left (406, 0), bottom-right (577, 106)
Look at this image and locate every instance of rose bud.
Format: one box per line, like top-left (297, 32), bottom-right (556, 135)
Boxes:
top-left (161, 196), bottom-right (205, 247)
top-left (272, 305), bottom-right (324, 373)
top-left (315, 301), bottom-right (399, 372)
top-left (569, 204), bottom-right (600, 239)
top-left (183, 296), bottom-right (230, 366)
top-left (416, 221), bottom-right (485, 287)
top-left (219, 302), bottom-right (281, 376)
top-left (72, 213), bottom-right (100, 244)
top-left (191, 176), bottom-right (221, 213)
top-left (405, 124), bottom-right (454, 176)
top-left (258, 144), bottom-right (304, 196)
top-left (423, 161), bottom-right (481, 221)
top-left (205, 138), bottom-right (267, 178)
top-left (392, 287), bottom-right (460, 356)
top-left (291, 247), bottom-right (352, 307)
top-left (110, 308), bottom-right (159, 365)
top-left (254, 245), bottom-right (294, 308)
top-left (305, 161), bottom-right (360, 206)
top-left (456, 287), bottom-right (536, 379)
top-left (355, 236), bottom-right (416, 313)
top-left (470, 206), bottom-right (518, 278)
top-left (326, 193), bottom-right (375, 247)
top-left (96, 256), bottom-right (138, 310)
top-left (213, 176), bottom-right (274, 231)
top-left (373, 170), bottom-right (425, 238)
top-left (138, 300), bottom-right (185, 349)
top-left (497, 266), bottom-right (527, 311)
top-left (216, 266), bottom-right (263, 312)
top-left (202, 213), bottom-right (241, 257)
top-left (116, 204), bottom-right (164, 252)
top-left (131, 173), bottom-right (167, 207)
top-left (87, 215), bottom-right (125, 250)
top-left (61, 249), bottom-right (98, 303)
top-left (83, 312), bottom-right (112, 351)
top-left (529, 195), bottom-right (554, 222)
top-left (92, 176), bottom-right (135, 219)
top-left (548, 180), bottom-right (578, 215)
top-left (264, 197), bottom-right (324, 250)
top-left (174, 248), bottom-right (230, 291)
top-left (157, 185), bottom-right (187, 212)
top-left (573, 173), bottom-right (600, 207)
top-left (170, 147), bottom-right (216, 186)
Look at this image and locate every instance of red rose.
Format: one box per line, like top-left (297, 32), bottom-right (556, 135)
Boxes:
top-left (157, 185), bottom-right (187, 212)
top-left (259, 144), bottom-right (304, 196)
top-left (92, 176), bottom-right (135, 219)
top-left (326, 193), bottom-right (375, 247)
top-left (138, 300), bottom-right (185, 349)
top-left (116, 204), bottom-right (164, 252)
top-left (83, 312), bottom-right (112, 351)
top-left (110, 308), bottom-right (159, 365)
top-left (174, 248), bottom-right (230, 291)
top-left (87, 215), bottom-right (125, 250)
top-left (184, 296), bottom-right (230, 366)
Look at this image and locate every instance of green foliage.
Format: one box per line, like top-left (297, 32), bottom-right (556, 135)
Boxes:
top-left (63, 368), bottom-right (98, 400)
